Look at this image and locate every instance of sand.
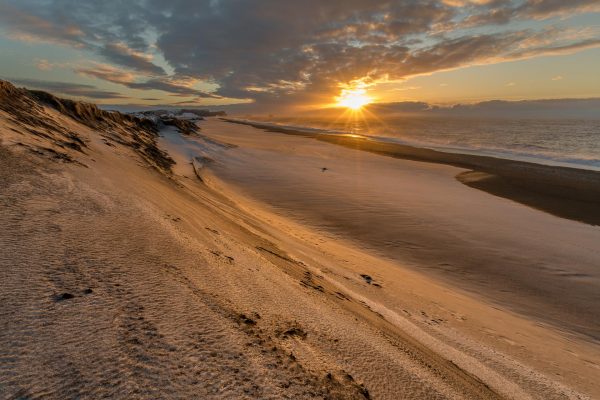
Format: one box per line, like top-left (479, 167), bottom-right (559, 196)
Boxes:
top-left (197, 119), bottom-right (600, 396)
top-left (203, 119), bottom-right (600, 343)
top-left (1, 90), bottom-right (599, 399)
top-left (223, 118), bottom-right (600, 226)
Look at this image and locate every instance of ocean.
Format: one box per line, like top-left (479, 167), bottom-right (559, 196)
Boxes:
top-left (198, 118), bottom-right (600, 341)
top-left (244, 115), bottom-right (600, 171)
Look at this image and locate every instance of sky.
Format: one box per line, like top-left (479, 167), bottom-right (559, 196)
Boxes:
top-left (0, 0), bottom-right (599, 112)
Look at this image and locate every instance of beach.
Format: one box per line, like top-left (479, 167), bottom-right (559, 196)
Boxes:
top-left (198, 121), bottom-right (600, 394)
top-left (2, 1), bottom-right (600, 398)
top-left (223, 119), bottom-right (600, 225)
top-left (172, 118), bottom-right (600, 396)
top-left (204, 119), bottom-right (600, 340)
top-left (2, 84), bottom-right (600, 399)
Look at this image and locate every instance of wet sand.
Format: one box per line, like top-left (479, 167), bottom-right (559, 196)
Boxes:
top-left (223, 118), bottom-right (600, 226)
top-left (202, 119), bottom-right (600, 343)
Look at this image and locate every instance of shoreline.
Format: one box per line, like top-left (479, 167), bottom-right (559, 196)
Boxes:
top-left (202, 118), bottom-right (600, 343)
top-left (194, 118), bottom-right (600, 396)
top-left (4, 83), bottom-right (600, 398)
top-left (222, 118), bottom-right (600, 226)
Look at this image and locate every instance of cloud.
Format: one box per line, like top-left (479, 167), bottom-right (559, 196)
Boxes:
top-left (516, 0), bottom-right (600, 20)
top-left (369, 101), bottom-right (433, 113)
top-left (35, 59), bottom-right (54, 71)
top-left (391, 85), bottom-right (422, 91)
top-left (76, 63), bottom-right (221, 98)
top-left (8, 78), bottom-right (128, 99)
top-left (460, 0), bottom-right (600, 27)
top-left (0, 1), bottom-right (164, 76)
top-left (443, 98), bottom-right (600, 118)
top-left (551, 75), bottom-right (563, 81)
top-left (97, 43), bottom-right (165, 76)
top-left (1, 0), bottom-right (599, 107)
top-left (35, 59), bottom-right (71, 72)
top-left (369, 98), bottom-right (600, 118)
top-left (507, 37), bottom-right (600, 59)
top-left (76, 64), bottom-right (137, 84)
top-left (127, 79), bottom-right (222, 99)
top-left (0, 3), bottom-right (85, 47)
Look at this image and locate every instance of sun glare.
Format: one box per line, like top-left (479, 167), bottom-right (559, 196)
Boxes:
top-left (336, 88), bottom-right (372, 110)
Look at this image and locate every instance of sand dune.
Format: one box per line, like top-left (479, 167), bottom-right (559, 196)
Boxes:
top-left (1, 82), bottom-right (598, 399)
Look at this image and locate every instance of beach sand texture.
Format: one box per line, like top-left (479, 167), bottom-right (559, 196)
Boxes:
top-left (1, 85), bottom-right (599, 399)
top-left (205, 119), bottom-right (600, 342)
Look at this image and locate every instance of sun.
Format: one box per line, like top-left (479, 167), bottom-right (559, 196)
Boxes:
top-left (336, 87), bottom-right (372, 110)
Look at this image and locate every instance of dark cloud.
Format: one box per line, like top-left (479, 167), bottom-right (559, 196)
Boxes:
top-left (1, 0), bottom-right (598, 107)
top-left (0, 2), bottom-right (85, 47)
top-left (76, 65), bottom-right (221, 98)
top-left (507, 37), bottom-right (600, 59)
top-left (369, 101), bottom-right (433, 113)
top-left (516, 0), bottom-right (600, 19)
top-left (97, 43), bottom-right (165, 76)
top-left (127, 79), bottom-right (222, 99)
top-left (143, 0), bottom-right (459, 102)
top-left (460, 0), bottom-right (600, 27)
top-left (75, 64), bottom-right (135, 84)
top-left (8, 78), bottom-right (128, 99)
top-left (0, 1), bottom-right (164, 75)
top-left (442, 97), bottom-right (600, 118)
top-left (370, 97), bottom-right (600, 118)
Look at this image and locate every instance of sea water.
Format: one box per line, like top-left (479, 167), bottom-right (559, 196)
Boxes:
top-left (244, 115), bottom-right (600, 170)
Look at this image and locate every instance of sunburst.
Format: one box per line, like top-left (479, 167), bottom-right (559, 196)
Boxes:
top-left (336, 87), bottom-right (372, 110)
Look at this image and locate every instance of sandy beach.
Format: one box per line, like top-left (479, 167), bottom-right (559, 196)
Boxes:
top-left (223, 119), bottom-right (600, 226)
top-left (212, 119), bottom-right (600, 341)
top-left (2, 0), bottom-right (600, 398)
top-left (2, 83), bottom-right (600, 399)
top-left (165, 119), bottom-right (600, 396)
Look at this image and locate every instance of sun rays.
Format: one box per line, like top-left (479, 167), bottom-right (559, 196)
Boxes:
top-left (336, 87), bottom-right (372, 110)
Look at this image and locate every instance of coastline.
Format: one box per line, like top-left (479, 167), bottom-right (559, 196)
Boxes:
top-left (2, 83), bottom-right (599, 398)
top-left (222, 118), bottom-right (600, 226)
top-left (2, 0), bottom-right (600, 397)
top-left (201, 118), bottom-right (600, 344)
top-left (194, 118), bottom-right (600, 397)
